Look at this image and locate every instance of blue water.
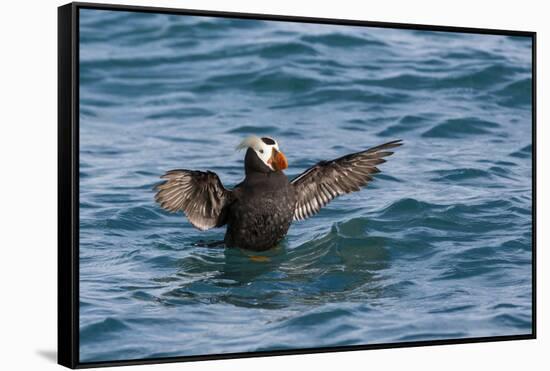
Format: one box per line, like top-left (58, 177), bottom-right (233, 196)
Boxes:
top-left (78, 9), bottom-right (533, 363)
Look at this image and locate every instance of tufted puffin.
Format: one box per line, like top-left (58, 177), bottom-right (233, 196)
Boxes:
top-left (155, 136), bottom-right (402, 251)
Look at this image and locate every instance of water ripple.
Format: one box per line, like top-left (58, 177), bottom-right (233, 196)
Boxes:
top-left (78, 8), bottom-right (533, 363)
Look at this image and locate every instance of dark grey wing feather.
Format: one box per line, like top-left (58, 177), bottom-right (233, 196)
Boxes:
top-left (154, 169), bottom-right (231, 230)
top-left (291, 140), bottom-right (402, 221)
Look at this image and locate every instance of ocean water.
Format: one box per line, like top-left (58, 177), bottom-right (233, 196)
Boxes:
top-left (78, 8), bottom-right (533, 363)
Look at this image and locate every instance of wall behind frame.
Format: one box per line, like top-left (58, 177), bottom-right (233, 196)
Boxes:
top-left (0, 0), bottom-right (546, 371)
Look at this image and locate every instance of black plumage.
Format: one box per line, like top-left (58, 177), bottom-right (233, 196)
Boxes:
top-left (291, 140), bottom-right (403, 220)
top-left (155, 137), bottom-right (402, 251)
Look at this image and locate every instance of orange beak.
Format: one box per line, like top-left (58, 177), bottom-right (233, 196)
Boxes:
top-left (268, 148), bottom-right (288, 171)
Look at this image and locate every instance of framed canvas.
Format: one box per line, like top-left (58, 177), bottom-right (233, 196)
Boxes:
top-left (58, 2), bottom-right (536, 368)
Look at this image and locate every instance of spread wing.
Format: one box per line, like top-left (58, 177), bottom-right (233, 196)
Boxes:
top-left (291, 140), bottom-right (402, 221)
top-left (154, 169), bottom-right (232, 230)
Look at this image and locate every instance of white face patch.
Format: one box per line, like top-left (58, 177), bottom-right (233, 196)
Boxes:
top-left (236, 136), bottom-right (279, 170)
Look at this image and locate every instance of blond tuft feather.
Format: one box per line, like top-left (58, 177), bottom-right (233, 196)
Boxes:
top-left (235, 135), bottom-right (262, 151)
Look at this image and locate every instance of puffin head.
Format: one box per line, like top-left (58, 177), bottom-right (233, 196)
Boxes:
top-left (236, 136), bottom-right (288, 173)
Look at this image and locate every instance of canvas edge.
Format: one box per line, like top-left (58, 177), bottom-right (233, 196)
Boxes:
top-left (75, 335), bottom-right (536, 369)
top-left (58, 3), bottom-right (79, 369)
top-left (72, 1), bottom-right (535, 36)
top-left (530, 32), bottom-right (537, 340)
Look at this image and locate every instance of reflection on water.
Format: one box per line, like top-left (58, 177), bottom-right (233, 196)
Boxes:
top-left (158, 228), bottom-right (390, 310)
top-left (79, 8), bottom-right (532, 363)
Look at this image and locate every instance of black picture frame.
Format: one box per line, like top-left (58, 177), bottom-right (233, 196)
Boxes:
top-left (58, 2), bottom-right (537, 369)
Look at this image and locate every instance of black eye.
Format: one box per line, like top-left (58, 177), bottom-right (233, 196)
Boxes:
top-left (259, 149), bottom-right (264, 154)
